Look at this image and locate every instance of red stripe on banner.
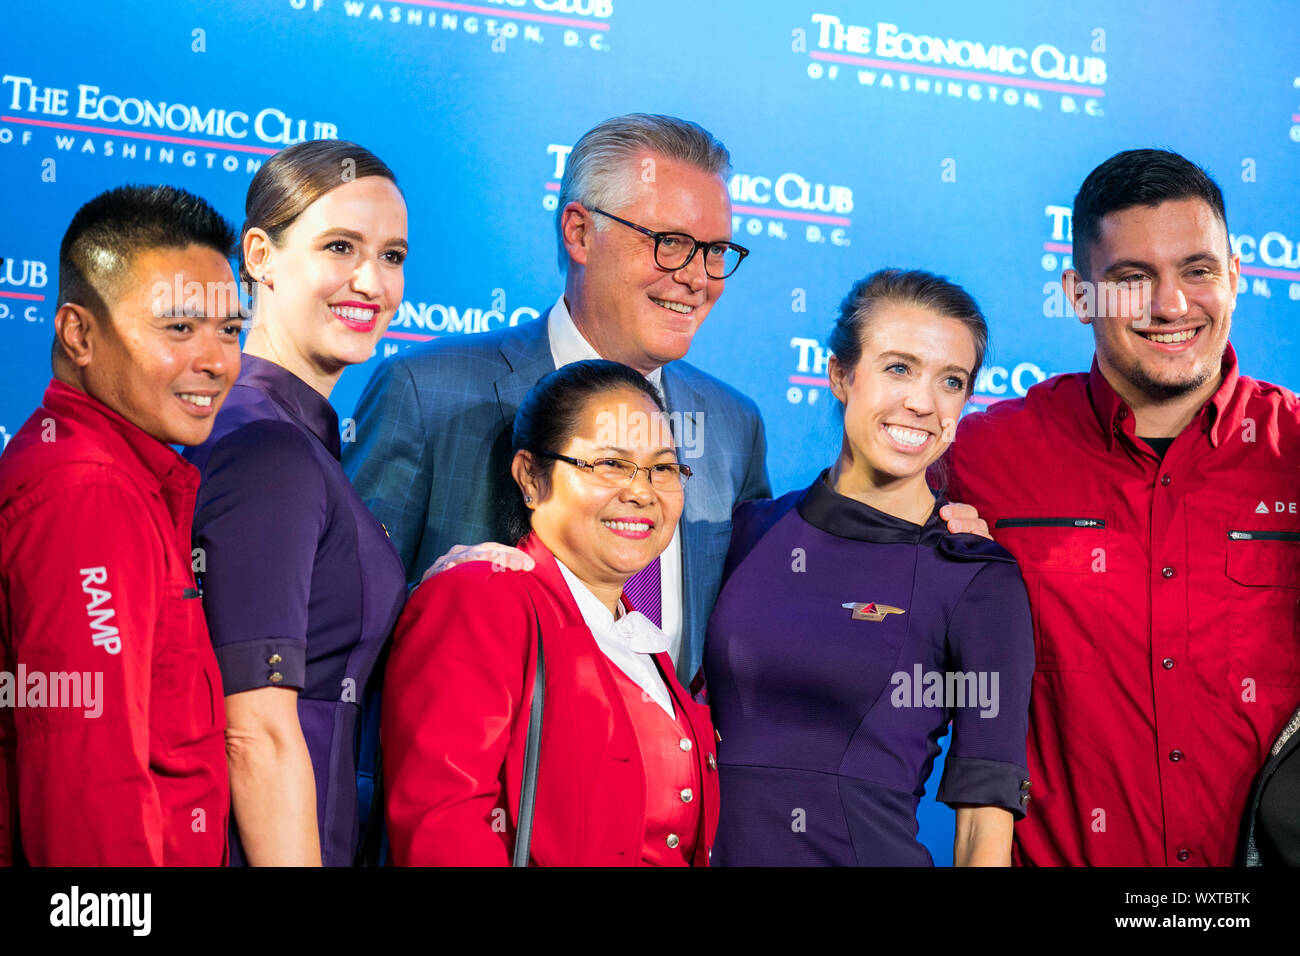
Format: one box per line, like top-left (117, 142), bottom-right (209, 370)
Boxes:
top-left (1241, 264), bottom-right (1300, 281)
top-left (809, 51), bottom-right (1106, 97)
top-left (0, 290), bottom-right (45, 301)
top-left (399, 0), bottom-right (611, 30)
top-left (545, 181), bottom-right (560, 190)
top-left (788, 374), bottom-right (829, 386)
top-left (383, 330), bottom-right (438, 342)
top-left (1043, 241), bottom-right (1073, 253)
top-left (1292, 114), bottom-right (1300, 123)
top-left (0, 115), bottom-right (278, 155)
top-left (732, 204), bottom-right (851, 226)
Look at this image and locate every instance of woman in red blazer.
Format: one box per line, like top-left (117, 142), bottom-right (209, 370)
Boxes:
top-left (381, 359), bottom-right (720, 865)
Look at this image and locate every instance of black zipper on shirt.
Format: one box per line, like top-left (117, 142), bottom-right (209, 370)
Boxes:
top-left (994, 517), bottom-right (1106, 529)
top-left (1227, 530), bottom-right (1300, 542)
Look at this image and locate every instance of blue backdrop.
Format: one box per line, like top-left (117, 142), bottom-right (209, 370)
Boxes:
top-left (3, 0), bottom-right (1299, 864)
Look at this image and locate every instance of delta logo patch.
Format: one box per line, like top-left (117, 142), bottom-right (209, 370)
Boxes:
top-left (842, 602), bottom-right (906, 622)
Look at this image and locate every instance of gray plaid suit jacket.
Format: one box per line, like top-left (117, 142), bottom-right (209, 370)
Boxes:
top-left (343, 309), bottom-right (771, 683)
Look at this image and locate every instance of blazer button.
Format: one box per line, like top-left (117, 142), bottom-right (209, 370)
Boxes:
top-left (666, 834), bottom-right (680, 849)
top-left (679, 737), bottom-right (692, 752)
top-left (707, 753), bottom-right (717, 771)
top-left (268, 654), bottom-right (282, 665)
top-left (680, 788), bottom-right (694, 803)
top-left (269, 671), bottom-right (283, 684)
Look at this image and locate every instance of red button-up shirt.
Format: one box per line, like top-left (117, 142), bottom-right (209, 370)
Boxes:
top-left (949, 345), bottom-right (1300, 866)
top-left (0, 380), bottom-right (229, 865)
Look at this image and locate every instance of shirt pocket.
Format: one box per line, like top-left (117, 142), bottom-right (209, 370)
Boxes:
top-left (154, 588), bottom-right (222, 746)
top-left (1224, 527), bottom-right (1300, 687)
top-left (992, 513), bottom-right (1108, 673)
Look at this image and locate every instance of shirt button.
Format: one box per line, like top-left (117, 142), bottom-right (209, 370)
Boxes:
top-left (680, 788), bottom-right (694, 803)
top-left (269, 671), bottom-right (283, 684)
top-left (679, 737), bottom-right (692, 752)
top-left (1169, 749), bottom-right (1183, 762)
top-left (268, 654), bottom-right (282, 665)
top-left (1162, 657), bottom-right (1175, 670)
top-left (1160, 474), bottom-right (1172, 486)
top-left (666, 833), bottom-right (680, 849)
top-left (1117, 406), bottom-right (1129, 420)
top-left (1162, 566), bottom-right (1175, 578)
top-left (1177, 849), bottom-right (1191, 862)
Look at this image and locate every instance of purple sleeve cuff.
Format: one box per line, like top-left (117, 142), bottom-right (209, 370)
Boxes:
top-left (936, 755), bottom-right (1032, 820)
top-left (214, 637), bottom-right (308, 695)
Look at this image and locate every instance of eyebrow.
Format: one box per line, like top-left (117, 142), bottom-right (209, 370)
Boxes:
top-left (313, 227), bottom-right (408, 250)
top-left (1102, 252), bottom-right (1223, 275)
top-left (879, 350), bottom-right (971, 376)
top-left (156, 309), bottom-right (246, 320)
top-left (590, 445), bottom-right (677, 458)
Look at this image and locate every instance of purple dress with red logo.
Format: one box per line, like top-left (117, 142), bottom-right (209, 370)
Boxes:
top-left (703, 471), bottom-right (1035, 865)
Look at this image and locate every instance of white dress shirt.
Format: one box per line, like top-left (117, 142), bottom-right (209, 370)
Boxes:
top-left (546, 293), bottom-right (685, 666)
top-left (555, 558), bottom-right (675, 718)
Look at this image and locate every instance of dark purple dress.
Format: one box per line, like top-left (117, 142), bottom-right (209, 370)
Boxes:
top-left (186, 355), bottom-right (406, 866)
top-left (704, 471), bottom-right (1034, 866)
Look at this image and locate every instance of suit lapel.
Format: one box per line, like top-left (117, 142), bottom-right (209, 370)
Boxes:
top-left (494, 309), bottom-right (557, 422)
top-left (661, 365), bottom-right (712, 680)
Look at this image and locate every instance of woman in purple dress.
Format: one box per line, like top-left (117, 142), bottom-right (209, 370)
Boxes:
top-left (704, 269), bottom-right (1034, 866)
top-left (186, 140), bottom-right (409, 866)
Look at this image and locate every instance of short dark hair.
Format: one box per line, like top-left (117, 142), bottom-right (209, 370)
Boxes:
top-left (241, 139), bottom-right (399, 284)
top-left (829, 268), bottom-right (988, 394)
top-left (1072, 148), bottom-right (1229, 278)
top-left (505, 359), bottom-right (667, 542)
top-left (55, 184), bottom-right (237, 366)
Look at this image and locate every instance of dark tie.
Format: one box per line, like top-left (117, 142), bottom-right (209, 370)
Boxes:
top-left (622, 556), bottom-right (662, 627)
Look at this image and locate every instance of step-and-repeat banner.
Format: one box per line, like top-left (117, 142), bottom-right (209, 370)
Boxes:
top-left (3, 0), bottom-right (1298, 863)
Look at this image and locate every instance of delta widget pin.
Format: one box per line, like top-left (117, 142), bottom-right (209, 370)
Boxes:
top-left (842, 602), bottom-right (906, 622)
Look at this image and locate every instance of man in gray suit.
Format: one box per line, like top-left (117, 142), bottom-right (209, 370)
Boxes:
top-left (345, 113), bottom-right (767, 683)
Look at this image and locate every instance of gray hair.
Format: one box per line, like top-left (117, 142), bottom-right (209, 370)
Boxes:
top-left (555, 113), bottom-right (732, 272)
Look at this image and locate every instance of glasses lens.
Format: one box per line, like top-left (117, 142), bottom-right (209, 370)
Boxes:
top-left (654, 234), bottom-right (696, 271)
top-left (704, 243), bottom-right (743, 279)
top-left (592, 458), bottom-right (638, 484)
top-left (649, 463), bottom-right (688, 490)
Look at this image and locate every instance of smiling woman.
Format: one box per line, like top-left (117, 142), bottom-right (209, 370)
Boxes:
top-left (703, 268), bottom-right (1036, 867)
top-left (182, 140), bottom-right (410, 867)
top-left (381, 359), bottom-right (721, 866)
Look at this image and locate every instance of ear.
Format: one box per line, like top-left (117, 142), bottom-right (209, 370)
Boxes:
top-left (1063, 268), bottom-right (1092, 326)
top-left (54, 302), bottom-right (99, 368)
top-left (827, 353), bottom-right (853, 403)
top-left (560, 203), bottom-right (594, 268)
top-left (1227, 251), bottom-right (1241, 309)
top-left (511, 450), bottom-right (543, 508)
top-left (242, 227), bottom-right (274, 288)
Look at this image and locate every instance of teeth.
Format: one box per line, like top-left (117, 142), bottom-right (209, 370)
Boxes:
top-left (1143, 328), bottom-right (1197, 344)
top-left (650, 298), bottom-right (692, 314)
top-left (331, 306), bottom-right (376, 322)
top-left (602, 519), bottom-right (652, 532)
top-left (885, 425), bottom-right (928, 448)
top-left (179, 393), bottom-right (212, 407)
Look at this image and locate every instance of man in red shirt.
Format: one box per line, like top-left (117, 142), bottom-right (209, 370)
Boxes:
top-left (949, 149), bottom-right (1300, 866)
top-left (0, 185), bottom-right (242, 864)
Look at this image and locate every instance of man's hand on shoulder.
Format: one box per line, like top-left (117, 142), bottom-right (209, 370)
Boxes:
top-left (419, 542), bottom-right (536, 584)
top-left (940, 503), bottom-right (991, 540)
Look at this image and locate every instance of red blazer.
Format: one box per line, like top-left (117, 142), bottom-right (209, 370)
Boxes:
top-left (382, 532), bottom-right (720, 866)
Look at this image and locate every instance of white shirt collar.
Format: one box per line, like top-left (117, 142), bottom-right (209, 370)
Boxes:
top-left (547, 293), bottom-right (664, 393)
top-left (554, 558), bottom-right (671, 656)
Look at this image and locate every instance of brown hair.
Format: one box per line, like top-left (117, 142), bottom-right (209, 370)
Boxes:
top-left (240, 139), bottom-right (399, 283)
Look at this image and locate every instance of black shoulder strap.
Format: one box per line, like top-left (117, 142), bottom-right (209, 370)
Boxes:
top-left (513, 592), bottom-right (545, 867)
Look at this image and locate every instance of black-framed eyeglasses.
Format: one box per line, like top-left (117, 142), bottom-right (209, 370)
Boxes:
top-left (532, 451), bottom-right (692, 491)
top-left (589, 207), bottom-right (749, 279)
